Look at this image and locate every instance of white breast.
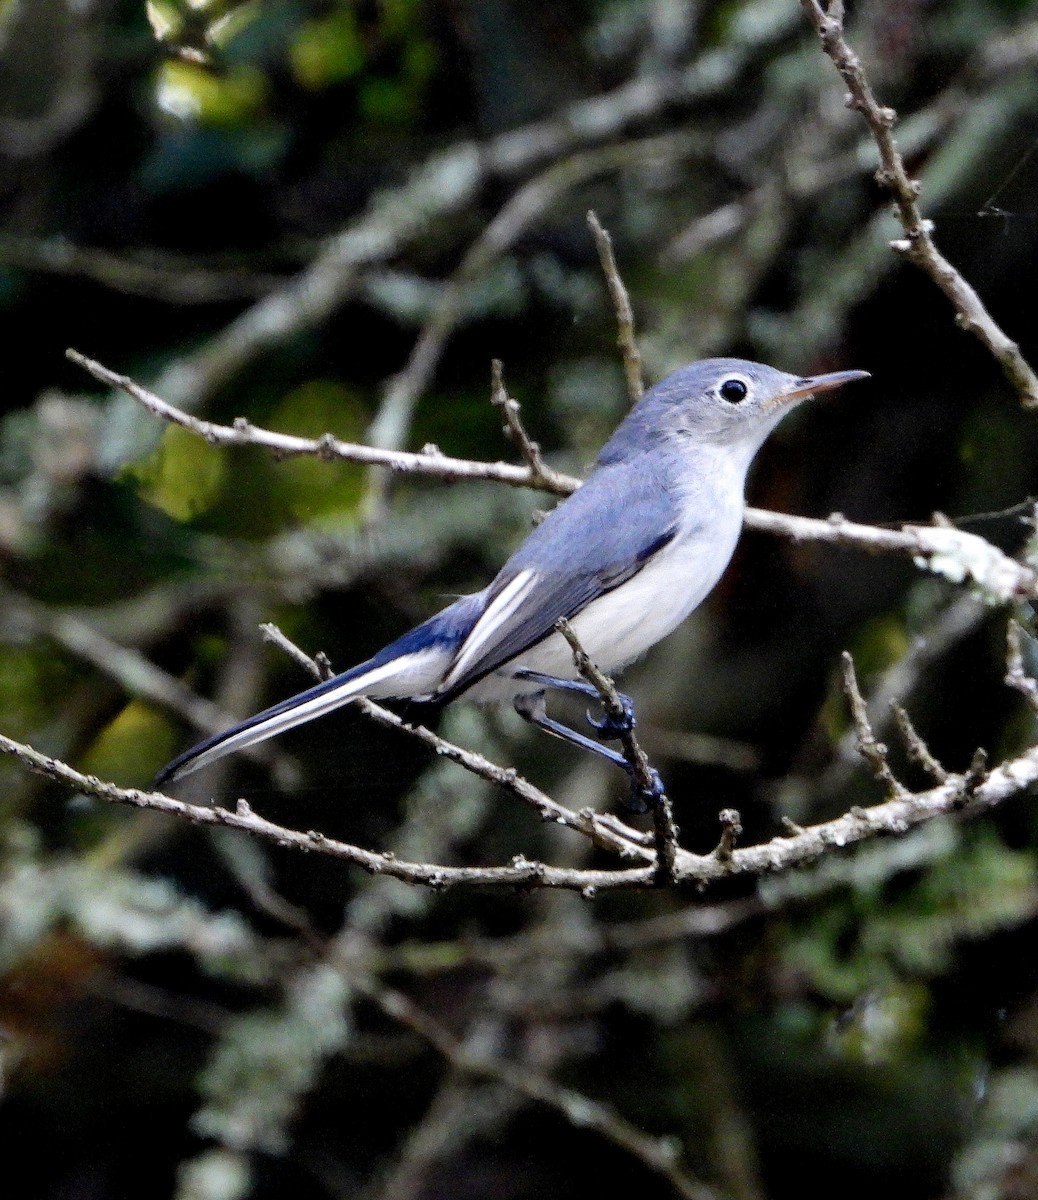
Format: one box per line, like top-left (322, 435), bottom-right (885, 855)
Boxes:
top-left (468, 466), bottom-right (746, 703)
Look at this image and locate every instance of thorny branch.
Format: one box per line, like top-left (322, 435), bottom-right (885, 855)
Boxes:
top-left (798, 0), bottom-right (1038, 407)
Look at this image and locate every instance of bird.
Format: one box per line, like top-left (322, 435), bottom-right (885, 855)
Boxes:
top-left (155, 358), bottom-right (868, 805)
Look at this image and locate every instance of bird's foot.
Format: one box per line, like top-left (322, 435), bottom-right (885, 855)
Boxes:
top-left (585, 691), bottom-right (636, 740)
top-left (622, 765), bottom-right (665, 814)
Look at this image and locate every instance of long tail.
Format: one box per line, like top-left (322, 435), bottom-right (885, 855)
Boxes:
top-left (154, 593), bottom-right (486, 787)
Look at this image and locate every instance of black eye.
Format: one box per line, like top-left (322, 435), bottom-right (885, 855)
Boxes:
top-left (719, 378), bottom-right (748, 404)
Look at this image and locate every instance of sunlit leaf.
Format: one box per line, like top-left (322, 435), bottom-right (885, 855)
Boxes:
top-left (80, 701), bottom-right (179, 785)
top-left (290, 10), bottom-right (365, 90)
top-left (155, 59), bottom-right (267, 126)
top-left (129, 424), bottom-right (226, 523)
top-left (268, 381), bottom-right (367, 523)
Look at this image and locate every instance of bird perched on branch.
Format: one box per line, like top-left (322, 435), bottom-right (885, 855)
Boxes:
top-left (156, 358), bottom-right (868, 806)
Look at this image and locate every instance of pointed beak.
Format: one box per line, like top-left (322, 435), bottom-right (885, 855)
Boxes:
top-left (775, 368), bottom-right (871, 406)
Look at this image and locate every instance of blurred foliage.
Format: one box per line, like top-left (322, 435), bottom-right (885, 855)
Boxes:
top-left (2, 1), bottom-right (1038, 1199)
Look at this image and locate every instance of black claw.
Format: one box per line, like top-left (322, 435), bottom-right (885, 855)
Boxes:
top-left (622, 767), bottom-right (664, 814)
top-left (586, 693), bottom-right (637, 740)
top-left (623, 789), bottom-right (650, 814)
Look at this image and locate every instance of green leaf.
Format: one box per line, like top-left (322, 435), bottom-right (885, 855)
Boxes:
top-left (290, 10), bottom-right (365, 90)
top-left (155, 60), bottom-right (268, 126)
top-left (128, 424), bottom-right (226, 523)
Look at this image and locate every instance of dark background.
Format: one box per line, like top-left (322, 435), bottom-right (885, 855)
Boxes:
top-left (2, 1), bottom-right (1038, 1198)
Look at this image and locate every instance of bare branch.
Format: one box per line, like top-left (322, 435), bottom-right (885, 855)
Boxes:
top-left (587, 210), bottom-right (644, 405)
top-left (4, 723), bottom-right (1038, 888)
top-left (798, 0), bottom-right (1038, 407)
top-left (490, 359), bottom-right (564, 491)
top-left (66, 348), bottom-right (574, 498)
top-left (68, 350), bottom-right (1038, 604)
top-left (0, 731), bottom-right (662, 891)
top-left (745, 510), bottom-right (1036, 604)
top-left (891, 703), bottom-right (949, 784)
top-left (812, 593), bottom-right (983, 797)
top-left (840, 652), bottom-right (907, 798)
top-left (667, 15), bottom-right (1038, 266)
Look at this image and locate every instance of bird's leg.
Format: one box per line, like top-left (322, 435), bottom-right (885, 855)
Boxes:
top-left (511, 670), bottom-right (637, 740)
top-left (513, 690), bottom-right (660, 813)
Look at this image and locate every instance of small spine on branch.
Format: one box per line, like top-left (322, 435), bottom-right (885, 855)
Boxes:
top-left (955, 747), bottom-right (989, 808)
top-left (714, 809), bottom-right (743, 865)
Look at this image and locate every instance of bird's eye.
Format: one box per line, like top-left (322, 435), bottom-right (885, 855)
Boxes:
top-left (719, 378), bottom-right (749, 404)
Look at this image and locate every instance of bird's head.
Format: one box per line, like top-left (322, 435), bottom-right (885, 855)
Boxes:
top-left (599, 357), bottom-right (869, 467)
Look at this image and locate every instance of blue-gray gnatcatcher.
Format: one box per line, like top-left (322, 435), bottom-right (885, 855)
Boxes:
top-left (156, 358), bottom-right (868, 803)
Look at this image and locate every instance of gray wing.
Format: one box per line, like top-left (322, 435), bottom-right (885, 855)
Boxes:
top-left (436, 456), bottom-right (683, 699)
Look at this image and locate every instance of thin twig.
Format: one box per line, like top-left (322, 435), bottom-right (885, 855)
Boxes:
top-left (891, 703), bottom-right (949, 784)
top-left (667, 16), bottom-right (1038, 265)
top-left (0, 732), bottom-right (657, 891)
top-left (556, 617), bottom-right (680, 885)
top-left (745, 510), bottom-right (1035, 603)
top-left (798, 0), bottom-right (1038, 407)
top-left (814, 593), bottom-right (984, 796)
top-left (840, 652), bottom-right (907, 798)
top-left (490, 360), bottom-right (559, 489)
top-left (369, 135), bottom-right (690, 453)
top-left (361, 134), bottom-right (696, 518)
top-left (6, 721), bottom-right (1038, 887)
top-left (1006, 618), bottom-right (1038, 712)
top-left (67, 348), bottom-right (574, 498)
top-left (587, 210), bottom-right (644, 405)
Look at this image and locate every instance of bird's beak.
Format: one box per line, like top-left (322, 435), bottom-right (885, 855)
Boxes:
top-left (775, 369), bottom-right (871, 406)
